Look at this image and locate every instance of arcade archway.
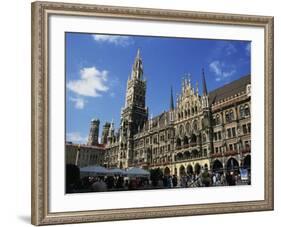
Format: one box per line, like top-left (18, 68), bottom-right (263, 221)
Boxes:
top-left (186, 164), bottom-right (193, 175)
top-left (194, 163), bottom-right (201, 175)
top-left (212, 160), bottom-right (223, 174)
top-left (179, 165), bottom-right (185, 176)
top-left (164, 167), bottom-right (171, 176)
top-left (226, 158), bottom-right (239, 173)
top-left (243, 155), bottom-right (251, 169)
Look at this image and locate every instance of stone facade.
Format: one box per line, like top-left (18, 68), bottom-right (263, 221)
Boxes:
top-left (103, 49), bottom-right (251, 178)
top-left (65, 142), bottom-right (105, 168)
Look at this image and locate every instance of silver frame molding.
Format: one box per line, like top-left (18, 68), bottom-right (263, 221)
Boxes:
top-left (31, 1), bottom-right (274, 225)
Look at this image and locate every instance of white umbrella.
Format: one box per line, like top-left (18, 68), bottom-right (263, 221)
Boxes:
top-left (80, 165), bottom-right (109, 176)
top-left (126, 167), bottom-right (150, 177)
top-left (108, 168), bottom-right (126, 176)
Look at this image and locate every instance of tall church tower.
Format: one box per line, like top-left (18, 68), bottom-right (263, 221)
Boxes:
top-left (101, 122), bottom-right (111, 145)
top-left (122, 49), bottom-right (148, 133)
top-left (87, 119), bottom-right (100, 146)
top-left (120, 49), bottom-right (148, 167)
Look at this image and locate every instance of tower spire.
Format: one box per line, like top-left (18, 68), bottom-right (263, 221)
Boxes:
top-left (170, 86), bottom-right (174, 110)
top-left (131, 48), bottom-right (143, 80)
top-left (202, 68), bottom-right (208, 95)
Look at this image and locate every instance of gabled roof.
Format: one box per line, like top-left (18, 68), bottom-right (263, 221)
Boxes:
top-left (209, 75), bottom-right (250, 104)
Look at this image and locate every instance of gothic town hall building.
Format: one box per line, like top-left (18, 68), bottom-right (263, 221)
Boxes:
top-left (67, 49), bottom-right (251, 177)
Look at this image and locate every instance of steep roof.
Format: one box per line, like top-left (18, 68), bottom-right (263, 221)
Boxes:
top-left (209, 75), bottom-right (250, 104)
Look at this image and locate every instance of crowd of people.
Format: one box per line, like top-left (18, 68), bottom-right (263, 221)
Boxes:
top-left (177, 169), bottom-right (250, 188)
top-left (72, 175), bottom-right (151, 192)
top-left (66, 165), bottom-right (250, 193)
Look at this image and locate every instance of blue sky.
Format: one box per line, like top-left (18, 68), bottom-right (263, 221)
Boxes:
top-left (65, 33), bottom-right (251, 144)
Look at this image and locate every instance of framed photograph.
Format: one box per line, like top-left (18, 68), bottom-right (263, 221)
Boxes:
top-left (31, 1), bottom-right (274, 225)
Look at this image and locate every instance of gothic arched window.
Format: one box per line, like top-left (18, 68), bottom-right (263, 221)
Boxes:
top-left (216, 115), bottom-right (221, 125)
top-left (229, 109), bottom-right (234, 121)
top-left (190, 134), bottom-right (197, 143)
top-left (202, 133), bottom-right (207, 143)
top-left (179, 124), bottom-right (184, 136)
top-left (225, 111), bottom-right (230, 122)
top-left (185, 123), bottom-right (190, 134)
top-left (193, 120), bottom-right (198, 131)
top-left (176, 138), bottom-right (181, 147)
top-left (244, 104), bottom-right (250, 116)
top-left (225, 110), bottom-right (234, 123)
top-left (240, 105), bottom-right (245, 118)
top-left (183, 136), bottom-right (189, 145)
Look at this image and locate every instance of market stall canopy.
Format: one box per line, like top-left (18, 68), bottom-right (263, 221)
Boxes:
top-left (80, 165), bottom-right (109, 176)
top-left (108, 168), bottom-right (127, 176)
top-left (126, 167), bottom-right (150, 177)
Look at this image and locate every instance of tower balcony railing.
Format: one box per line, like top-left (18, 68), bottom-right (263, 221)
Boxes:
top-left (176, 143), bottom-right (198, 150)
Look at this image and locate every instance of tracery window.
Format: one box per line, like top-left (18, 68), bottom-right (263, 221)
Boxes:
top-left (244, 104), bottom-right (250, 116)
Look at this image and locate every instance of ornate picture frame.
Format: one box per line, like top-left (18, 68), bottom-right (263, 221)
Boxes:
top-left (31, 1), bottom-right (274, 225)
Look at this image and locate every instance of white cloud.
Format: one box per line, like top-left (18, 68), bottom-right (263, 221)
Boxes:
top-left (209, 60), bottom-right (236, 82)
top-left (70, 97), bottom-right (86, 109)
top-left (209, 60), bottom-right (222, 75)
top-left (66, 132), bottom-right (88, 144)
top-left (211, 41), bottom-right (237, 59)
top-left (67, 66), bottom-right (109, 97)
top-left (92, 34), bottom-right (133, 46)
top-left (224, 43), bottom-right (237, 56)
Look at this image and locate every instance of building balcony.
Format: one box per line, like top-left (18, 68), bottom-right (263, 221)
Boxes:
top-left (150, 161), bottom-right (171, 167)
top-left (241, 147), bottom-right (251, 153)
top-left (210, 152), bottom-right (223, 158)
top-left (189, 142), bottom-right (197, 147)
top-left (224, 150), bottom-right (239, 156)
top-left (176, 145), bottom-right (182, 150)
top-left (176, 143), bottom-right (198, 150)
